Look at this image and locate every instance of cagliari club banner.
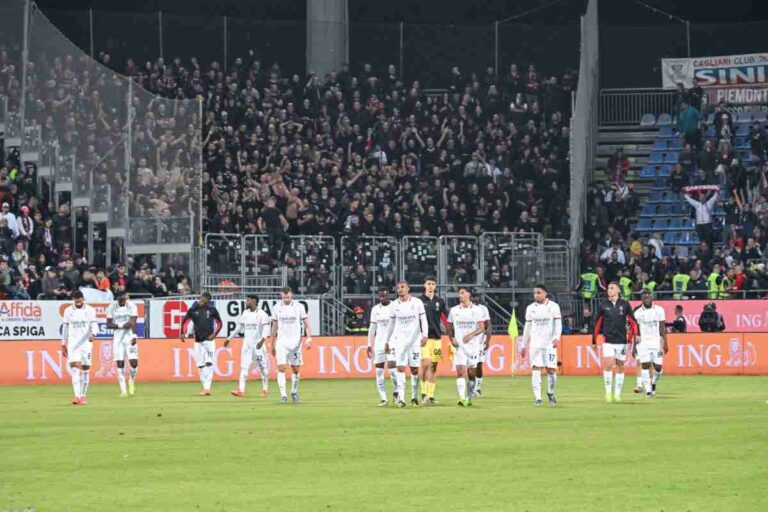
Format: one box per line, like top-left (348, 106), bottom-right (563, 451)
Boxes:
top-left (661, 52), bottom-right (768, 90)
top-left (0, 300), bottom-right (146, 341)
top-left (1, 333), bottom-right (766, 385)
top-left (146, 298), bottom-right (321, 339)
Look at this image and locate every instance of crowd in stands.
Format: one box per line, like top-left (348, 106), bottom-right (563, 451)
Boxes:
top-left (1, 38), bottom-right (576, 298)
top-left (581, 79), bottom-right (768, 301)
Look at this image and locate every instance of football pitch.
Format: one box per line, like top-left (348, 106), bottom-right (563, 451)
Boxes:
top-left (1, 376), bottom-right (766, 511)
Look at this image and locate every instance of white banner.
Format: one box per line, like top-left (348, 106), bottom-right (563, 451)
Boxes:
top-left (661, 52), bottom-right (768, 89)
top-left (147, 299), bottom-right (321, 339)
top-left (0, 300), bottom-right (146, 340)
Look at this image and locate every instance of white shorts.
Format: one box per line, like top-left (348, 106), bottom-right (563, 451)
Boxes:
top-left (241, 342), bottom-right (270, 373)
top-left (373, 346), bottom-right (396, 365)
top-left (453, 343), bottom-right (480, 369)
top-left (67, 341), bottom-right (93, 366)
top-left (637, 345), bottom-right (663, 365)
top-left (194, 340), bottom-right (216, 367)
top-left (276, 343), bottom-right (303, 366)
top-left (113, 339), bottom-right (139, 362)
top-left (394, 343), bottom-right (421, 368)
top-left (602, 343), bottom-right (628, 361)
top-left (529, 345), bottom-right (558, 369)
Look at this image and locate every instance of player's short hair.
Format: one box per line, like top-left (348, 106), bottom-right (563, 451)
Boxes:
top-left (246, 294), bottom-right (258, 302)
top-left (533, 283), bottom-right (548, 293)
top-left (115, 291), bottom-right (126, 299)
top-left (608, 280), bottom-right (620, 288)
top-left (424, 276), bottom-right (437, 284)
top-left (457, 286), bottom-right (472, 295)
top-left (72, 290), bottom-right (84, 299)
top-left (377, 287), bottom-right (389, 294)
top-left (281, 286), bottom-right (292, 294)
top-left (640, 289), bottom-right (652, 297)
top-left (675, 304), bottom-right (684, 311)
top-left (201, 292), bottom-right (212, 300)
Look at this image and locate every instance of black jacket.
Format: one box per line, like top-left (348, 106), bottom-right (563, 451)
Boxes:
top-left (593, 299), bottom-right (638, 344)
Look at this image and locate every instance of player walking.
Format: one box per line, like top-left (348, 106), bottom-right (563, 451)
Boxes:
top-left (61, 291), bottom-right (98, 405)
top-left (366, 287), bottom-right (395, 406)
top-left (592, 281), bottom-right (638, 403)
top-left (469, 295), bottom-right (491, 397)
top-left (225, 295), bottom-right (272, 398)
top-left (270, 287), bottom-right (313, 403)
top-left (633, 289), bottom-right (668, 397)
top-left (106, 291), bottom-right (139, 397)
top-left (385, 281), bottom-right (428, 408)
top-left (419, 277), bottom-right (448, 404)
top-left (446, 287), bottom-right (486, 406)
top-left (180, 292), bottom-right (223, 396)
top-left (520, 285), bottom-right (562, 406)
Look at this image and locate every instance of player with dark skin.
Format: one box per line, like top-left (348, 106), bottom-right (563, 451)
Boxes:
top-left (106, 293), bottom-right (138, 375)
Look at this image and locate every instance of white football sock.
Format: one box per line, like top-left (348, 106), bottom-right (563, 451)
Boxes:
top-left (468, 378), bottom-right (476, 398)
top-left (532, 369), bottom-right (542, 401)
top-left (652, 369), bottom-right (663, 385)
top-left (547, 373), bottom-right (557, 394)
top-left (410, 373), bottom-right (419, 401)
top-left (456, 377), bottom-right (466, 400)
top-left (291, 373), bottom-right (300, 394)
top-left (389, 370), bottom-right (397, 394)
top-left (375, 367), bottom-right (387, 401)
top-left (129, 366), bottom-right (137, 381)
top-left (476, 377), bottom-right (483, 390)
top-left (603, 370), bottom-right (613, 394)
top-left (238, 368), bottom-right (248, 393)
top-left (205, 365), bottom-right (215, 390)
top-left (259, 364), bottom-right (269, 392)
top-left (615, 372), bottom-right (625, 397)
top-left (117, 368), bottom-right (127, 394)
top-left (396, 371), bottom-right (406, 402)
top-left (641, 368), bottom-right (651, 393)
top-left (198, 366), bottom-right (206, 389)
top-left (277, 371), bottom-right (287, 397)
top-left (71, 367), bottom-right (81, 398)
top-left (80, 370), bottom-right (90, 397)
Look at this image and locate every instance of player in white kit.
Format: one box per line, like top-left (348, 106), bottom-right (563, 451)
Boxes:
top-left (106, 292), bottom-right (139, 397)
top-left (520, 284), bottom-right (562, 407)
top-left (366, 287), bottom-right (396, 406)
top-left (270, 287), bottom-right (313, 403)
top-left (61, 291), bottom-right (99, 405)
top-left (469, 295), bottom-right (491, 397)
top-left (446, 287), bottom-right (487, 406)
top-left (384, 281), bottom-right (428, 408)
top-left (633, 289), bottom-right (668, 398)
top-left (226, 295), bottom-right (272, 398)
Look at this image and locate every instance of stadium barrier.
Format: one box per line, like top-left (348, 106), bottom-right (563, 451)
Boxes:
top-left (1, 333), bottom-right (766, 385)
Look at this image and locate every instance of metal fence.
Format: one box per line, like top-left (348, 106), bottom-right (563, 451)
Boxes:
top-left (598, 88), bottom-right (678, 125)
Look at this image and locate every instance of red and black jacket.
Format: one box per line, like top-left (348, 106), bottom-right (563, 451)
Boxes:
top-left (592, 299), bottom-right (638, 345)
top-left (181, 302), bottom-right (223, 342)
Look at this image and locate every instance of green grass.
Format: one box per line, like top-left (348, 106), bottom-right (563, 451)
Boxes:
top-left (1, 376), bottom-right (767, 511)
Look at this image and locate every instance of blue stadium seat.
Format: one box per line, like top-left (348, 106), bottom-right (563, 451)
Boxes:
top-left (640, 166), bottom-right (657, 179)
top-left (668, 138), bottom-right (683, 150)
top-left (658, 164), bottom-right (673, 178)
top-left (663, 151), bottom-right (679, 163)
top-left (640, 204), bottom-right (656, 217)
top-left (658, 126), bottom-right (675, 138)
top-left (736, 111), bottom-right (752, 124)
top-left (657, 113), bottom-right (672, 126)
top-left (654, 218), bottom-right (669, 231)
top-left (683, 218), bottom-right (695, 231)
top-left (713, 205), bottom-right (725, 217)
top-left (649, 191), bottom-right (664, 203)
top-left (653, 139), bottom-right (667, 151)
top-left (635, 218), bottom-right (653, 232)
top-left (651, 177), bottom-right (666, 189)
top-left (640, 113), bottom-right (656, 127)
top-left (705, 126), bottom-right (716, 138)
top-left (706, 113), bottom-right (715, 124)
top-left (648, 152), bottom-right (663, 164)
top-left (738, 151), bottom-right (752, 163)
top-left (754, 111), bottom-right (768, 123)
top-left (734, 136), bottom-right (749, 149)
top-left (668, 218), bottom-right (683, 231)
top-left (663, 232), bottom-right (679, 244)
top-left (736, 124), bottom-right (749, 136)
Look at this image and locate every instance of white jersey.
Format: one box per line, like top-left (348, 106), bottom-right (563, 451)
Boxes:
top-left (523, 299), bottom-right (562, 348)
top-left (447, 303), bottom-right (484, 347)
top-left (474, 304), bottom-right (490, 344)
top-left (106, 301), bottom-right (138, 344)
top-left (233, 308), bottom-right (271, 345)
top-left (271, 301), bottom-right (307, 347)
top-left (62, 304), bottom-right (98, 345)
top-left (369, 302), bottom-right (393, 351)
top-left (634, 305), bottom-right (666, 349)
top-left (387, 296), bottom-right (427, 346)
